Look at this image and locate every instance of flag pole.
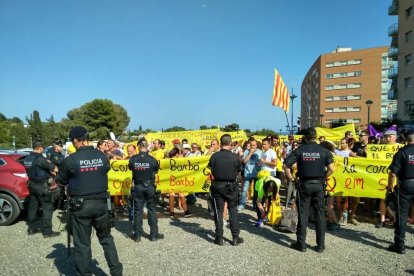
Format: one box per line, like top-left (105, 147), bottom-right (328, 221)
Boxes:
top-left (284, 112), bottom-right (290, 134)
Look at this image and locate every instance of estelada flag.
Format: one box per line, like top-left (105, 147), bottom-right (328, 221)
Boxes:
top-left (272, 69), bottom-right (290, 113)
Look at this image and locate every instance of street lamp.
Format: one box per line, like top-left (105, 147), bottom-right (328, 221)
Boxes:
top-left (365, 100), bottom-right (373, 127)
top-left (12, 136), bottom-right (15, 151)
top-left (290, 94), bottom-right (297, 135)
top-left (319, 114), bottom-right (324, 126)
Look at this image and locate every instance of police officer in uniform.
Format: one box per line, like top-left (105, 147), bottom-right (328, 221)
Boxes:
top-left (47, 138), bottom-right (65, 167)
top-left (56, 126), bottom-right (123, 276)
top-left (208, 134), bottom-right (243, 246)
top-left (128, 138), bottom-right (164, 242)
top-left (24, 141), bottom-right (60, 237)
top-left (284, 128), bottom-right (334, 253)
top-left (387, 129), bottom-right (414, 254)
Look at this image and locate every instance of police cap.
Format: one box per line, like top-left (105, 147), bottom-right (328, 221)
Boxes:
top-left (69, 126), bottom-right (88, 140)
top-left (53, 138), bottom-right (63, 147)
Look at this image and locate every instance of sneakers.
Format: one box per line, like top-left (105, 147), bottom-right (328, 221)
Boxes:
top-left (290, 242), bottom-right (306, 252)
top-left (27, 228), bottom-right (41, 235)
top-left (375, 221), bottom-right (384, 228)
top-left (237, 205), bottom-right (244, 211)
top-left (232, 237), bottom-right (244, 246)
top-left (388, 244), bottom-right (405, 254)
top-left (214, 237), bottom-right (224, 246)
top-left (183, 211), bottom-right (193, 218)
top-left (348, 218), bottom-right (359, 226)
top-left (42, 231), bottom-right (61, 238)
top-left (150, 233), bottom-right (164, 242)
top-left (255, 220), bottom-right (264, 227)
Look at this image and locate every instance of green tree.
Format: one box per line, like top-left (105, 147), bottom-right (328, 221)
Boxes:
top-left (164, 126), bottom-right (186, 132)
top-left (26, 110), bottom-right (44, 142)
top-left (223, 123), bottom-right (239, 132)
top-left (199, 125), bottom-right (208, 130)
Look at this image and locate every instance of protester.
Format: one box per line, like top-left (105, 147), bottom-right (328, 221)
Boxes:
top-left (260, 138), bottom-right (277, 177)
top-left (188, 143), bottom-right (202, 157)
top-left (253, 171), bottom-right (281, 227)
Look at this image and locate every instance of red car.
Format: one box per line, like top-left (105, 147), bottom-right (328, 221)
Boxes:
top-left (0, 152), bottom-right (29, 226)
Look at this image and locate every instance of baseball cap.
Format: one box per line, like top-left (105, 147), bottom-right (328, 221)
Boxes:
top-left (384, 130), bottom-right (397, 136)
top-left (69, 126), bottom-right (88, 140)
top-left (172, 139), bottom-right (180, 144)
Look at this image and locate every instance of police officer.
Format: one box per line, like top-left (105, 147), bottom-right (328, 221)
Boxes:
top-left (47, 138), bottom-right (66, 209)
top-left (56, 126), bottom-right (123, 276)
top-left (284, 128), bottom-right (334, 253)
top-left (128, 138), bottom-right (164, 242)
top-left (47, 138), bottom-right (65, 167)
top-left (24, 141), bottom-right (60, 237)
top-left (208, 134), bottom-right (243, 246)
top-left (387, 129), bottom-right (414, 254)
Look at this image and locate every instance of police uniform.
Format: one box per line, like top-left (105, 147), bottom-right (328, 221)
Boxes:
top-left (388, 139), bottom-right (414, 254)
top-left (208, 148), bottom-right (243, 245)
top-left (47, 139), bottom-right (65, 208)
top-left (24, 144), bottom-right (58, 237)
top-left (128, 148), bottom-right (163, 241)
top-left (56, 126), bottom-right (123, 276)
top-left (284, 140), bottom-right (333, 252)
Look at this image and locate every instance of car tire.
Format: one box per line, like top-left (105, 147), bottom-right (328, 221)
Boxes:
top-left (0, 194), bottom-right (21, 226)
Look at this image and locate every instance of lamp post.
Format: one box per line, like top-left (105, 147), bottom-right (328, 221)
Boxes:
top-left (319, 114), bottom-right (324, 126)
top-left (365, 100), bottom-right (373, 127)
top-left (12, 136), bottom-right (15, 151)
top-left (290, 94), bottom-right (297, 135)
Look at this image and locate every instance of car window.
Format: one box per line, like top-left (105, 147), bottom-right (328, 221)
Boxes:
top-left (0, 158), bottom-right (6, 167)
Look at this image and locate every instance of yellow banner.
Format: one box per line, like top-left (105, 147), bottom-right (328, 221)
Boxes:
top-left (315, 124), bottom-right (356, 142)
top-left (365, 144), bottom-right (404, 160)
top-left (328, 157), bottom-right (391, 199)
top-left (108, 156), bottom-right (212, 196)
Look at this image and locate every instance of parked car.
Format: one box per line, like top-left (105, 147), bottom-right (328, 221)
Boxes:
top-left (0, 153), bottom-right (29, 226)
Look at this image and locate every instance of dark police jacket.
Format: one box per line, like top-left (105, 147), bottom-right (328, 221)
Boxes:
top-left (208, 149), bottom-right (242, 182)
top-left (24, 152), bottom-right (56, 183)
top-left (128, 151), bottom-right (159, 184)
top-left (56, 146), bottom-right (110, 197)
top-left (47, 150), bottom-right (64, 168)
top-left (389, 144), bottom-right (414, 181)
top-left (284, 141), bottom-right (333, 181)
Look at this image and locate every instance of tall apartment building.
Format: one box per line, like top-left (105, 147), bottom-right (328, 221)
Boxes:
top-left (301, 46), bottom-right (395, 129)
top-left (388, 0), bottom-right (414, 123)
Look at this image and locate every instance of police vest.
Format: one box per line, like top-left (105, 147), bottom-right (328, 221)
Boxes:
top-left (67, 147), bottom-right (109, 196)
top-left (129, 152), bottom-right (158, 184)
top-left (297, 144), bottom-right (330, 179)
top-left (24, 153), bottom-right (49, 183)
top-left (48, 151), bottom-right (64, 167)
top-left (400, 145), bottom-right (414, 180)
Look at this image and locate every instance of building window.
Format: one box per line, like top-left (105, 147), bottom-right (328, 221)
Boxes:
top-left (324, 107), bottom-right (360, 113)
top-left (405, 100), bottom-right (414, 114)
top-left (405, 77), bottom-right (413, 88)
top-left (325, 95), bottom-right (361, 101)
top-left (405, 54), bottom-right (413, 66)
top-left (325, 59), bottom-right (362, 68)
top-left (406, 30), bottom-right (413, 43)
top-left (406, 6), bottom-right (413, 18)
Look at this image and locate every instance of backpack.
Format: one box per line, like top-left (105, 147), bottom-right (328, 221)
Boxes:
top-left (278, 209), bottom-right (298, 233)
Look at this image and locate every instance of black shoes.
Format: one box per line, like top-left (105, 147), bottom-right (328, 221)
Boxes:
top-left (388, 244), bottom-right (406, 254)
top-left (42, 231), bottom-right (61, 238)
top-left (150, 233), bottom-right (164, 241)
top-left (27, 228), bottom-right (41, 235)
top-left (290, 242), bottom-right (307, 252)
top-left (232, 237), bottom-right (244, 246)
top-left (313, 245), bottom-right (325, 253)
top-left (131, 235), bottom-right (141, 242)
top-left (183, 211), bottom-right (193, 218)
top-left (375, 221), bottom-right (385, 228)
top-left (214, 237), bottom-right (224, 246)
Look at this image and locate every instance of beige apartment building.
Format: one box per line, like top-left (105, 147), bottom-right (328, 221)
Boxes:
top-left (301, 46), bottom-right (395, 129)
top-left (388, 0), bottom-right (414, 123)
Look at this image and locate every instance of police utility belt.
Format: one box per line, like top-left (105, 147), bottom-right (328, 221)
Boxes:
top-left (134, 180), bottom-right (154, 187)
top-left (69, 192), bottom-right (108, 211)
top-left (212, 180), bottom-right (238, 192)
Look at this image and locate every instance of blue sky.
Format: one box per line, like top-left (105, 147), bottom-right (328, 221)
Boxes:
top-left (0, 0), bottom-right (394, 132)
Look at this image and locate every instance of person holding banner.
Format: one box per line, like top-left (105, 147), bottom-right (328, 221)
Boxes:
top-left (284, 128), bottom-right (334, 253)
top-left (208, 134), bottom-right (243, 246)
top-left (387, 130), bottom-right (414, 254)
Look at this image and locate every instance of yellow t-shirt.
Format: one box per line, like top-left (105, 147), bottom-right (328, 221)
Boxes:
top-left (150, 149), bottom-right (165, 161)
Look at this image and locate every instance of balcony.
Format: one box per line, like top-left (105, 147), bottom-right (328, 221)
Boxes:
top-left (388, 67), bottom-right (398, 79)
top-left (388, 23), bottom-right (398, 37)
top-left (388, 88), bottom-right (398, 100)
top-left (388, 0), bottom-right (399, 15)
top-left (388, 47), bottom-right (398, 60)
top-left (391, 36), bottom-right (398, 48)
